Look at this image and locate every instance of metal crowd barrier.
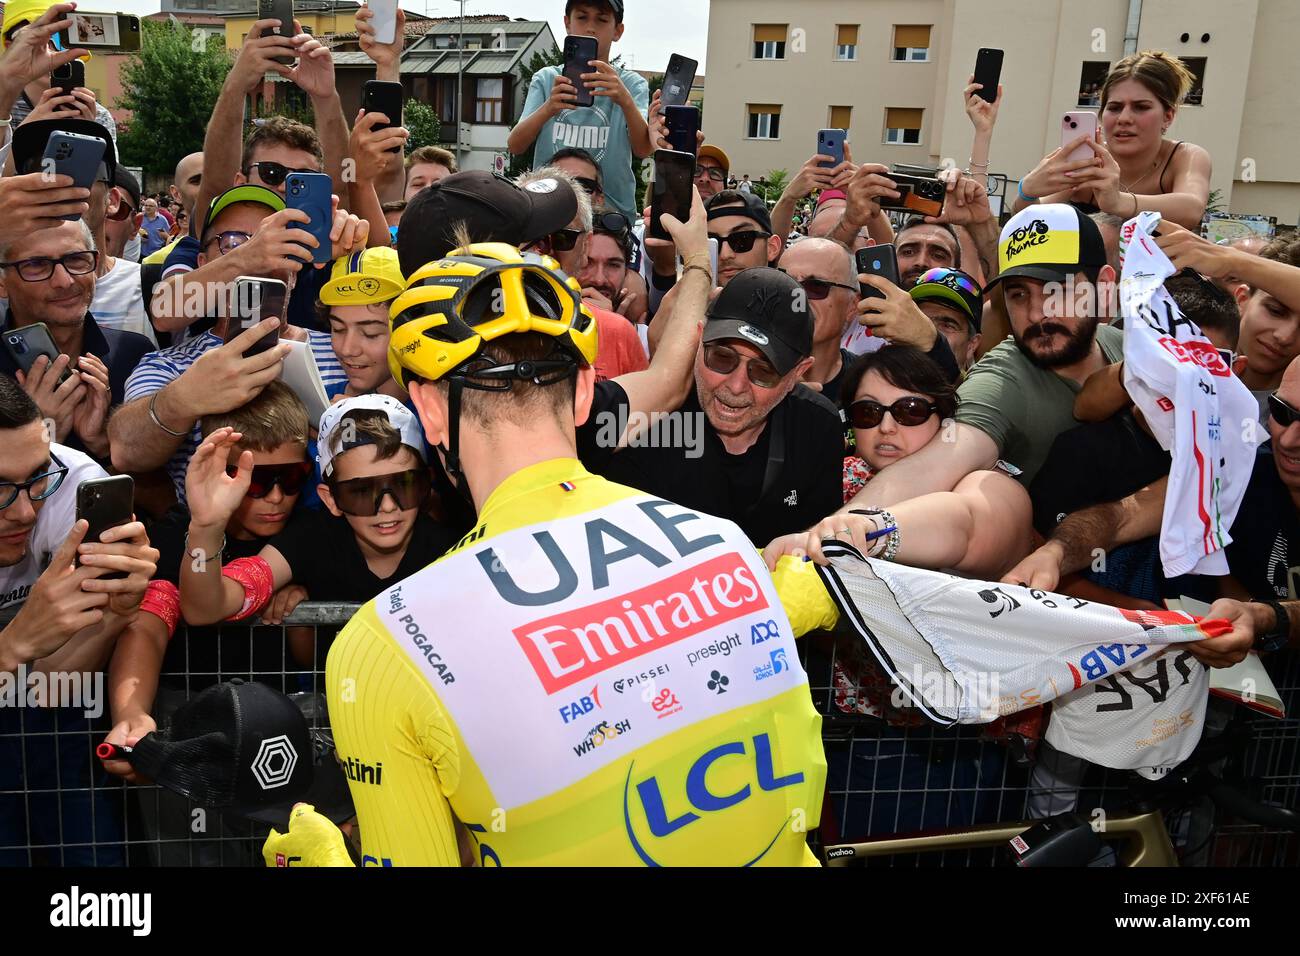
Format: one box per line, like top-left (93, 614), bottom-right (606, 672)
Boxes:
top-left (0, 606), bottom-right (1295, 866)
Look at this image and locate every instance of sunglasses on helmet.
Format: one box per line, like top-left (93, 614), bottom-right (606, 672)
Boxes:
top-left (845, 396), bottom-right (940, 429)
top-left (328, 468), bottom-right (430, 517)
top-left (227, 461), bottom-right (314, 499)
top-left (916, 268), bottom-right (982, 297)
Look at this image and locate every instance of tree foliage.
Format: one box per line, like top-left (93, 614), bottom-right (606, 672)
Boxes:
top-left (403, 99), bottom-right (442, 154)
top-left (115, 20), bottom-right (232, 177)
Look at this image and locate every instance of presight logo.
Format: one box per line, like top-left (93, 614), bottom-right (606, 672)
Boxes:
top-left (514, 554), bottom-right (767, 694)
top-left (622, 733), bottom-right (805, 866)
top-left (558, 684), bottom-right (602, 724)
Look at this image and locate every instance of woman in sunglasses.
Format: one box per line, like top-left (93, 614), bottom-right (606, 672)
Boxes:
top-left (178, 396), bottom-right (459, 628)
top-left (766, 345), bottom-right (1034, 579)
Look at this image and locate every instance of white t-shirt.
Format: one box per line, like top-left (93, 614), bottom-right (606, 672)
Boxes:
top-left (0, 444), bottom-right (106, 614)
top-left (91, 257), bottom-right (156, 346)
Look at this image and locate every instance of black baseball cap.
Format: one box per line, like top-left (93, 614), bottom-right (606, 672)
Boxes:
top-left (113, 164), bottom-right (141, 208)
top-left (126, 680), bottom-right (352, 828)
top-left (704, 267), bottom-right (812, 376)
top-left (397, 170), bottom-right (578, 277)
top-left (12, 118), bottom-right (115, 183)
top-left (706, 190), bottom-right (773, 235)
top-left (566, 0), bottom-right (624, 21)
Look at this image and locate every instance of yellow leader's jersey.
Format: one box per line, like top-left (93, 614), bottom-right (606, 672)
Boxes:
top-left (325, 458), bottom-right (840, 867)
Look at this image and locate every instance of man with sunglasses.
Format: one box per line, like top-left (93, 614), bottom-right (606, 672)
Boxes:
top-left (774, 238), bottom-right (862, 404)
top-left (179, 395), bottom-right (457, 627)
top-left (910, 267), bottom-right (985, 373)
top-left (0, 219), bottom-right (152, 462)
top-left (599, 267), bottom-right (843, 546)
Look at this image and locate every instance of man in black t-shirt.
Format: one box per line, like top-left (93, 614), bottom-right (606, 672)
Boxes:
top-left (587, 267), bottom-right (843, 545)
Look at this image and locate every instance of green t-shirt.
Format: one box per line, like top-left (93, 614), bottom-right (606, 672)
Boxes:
top-left (955, 323), bottom-right (1125, 486)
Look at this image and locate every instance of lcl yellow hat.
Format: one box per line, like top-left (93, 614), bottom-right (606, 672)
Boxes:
top-left (320, 247), bottom-right (406, 306)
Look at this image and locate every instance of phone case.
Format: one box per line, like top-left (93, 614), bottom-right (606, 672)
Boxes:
top-left (3, 325), bottom-right (72, 384)
top-left (258, 0), bottom-right (296, 63)
top-left (857, 246), bottom-right (899, 300)
top-left (1062, 112), bottom-right (1098, 163)
top-left (650, 150), bottom-right (694, 241)
top-left (818, 129), bottom-right (846, 168)
top-left (661, 54), bottom-right (698, 108)
top-left (363, 80), bottom-right (404, 151)
top-left (76, 475), bottom-right (134, 577)
top-left (51, 59), bottom-right (85, 96)
top-left (285, 172), bottom-right (333, 265)
top-left (973, 48), bottom-right (1003, 104)
top-left (881, 173), bottom-right (946, 218)
top-left (563, 36), bottom-right (598, 108)
top-left (664, 105), bottom-right (700, 156)
top-left (367, 0), bottom-right (398, 45)
top-left (230, 278), bottom-right (287, 356)
top-left (42, 132), bottom-right (107, 214)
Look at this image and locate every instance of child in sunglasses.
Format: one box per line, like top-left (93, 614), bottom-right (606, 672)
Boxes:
top-left (178, 395), bottom-right (459, 627)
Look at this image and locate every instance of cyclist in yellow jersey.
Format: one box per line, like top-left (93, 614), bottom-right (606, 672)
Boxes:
top-left (272, 184), bottom-right (852, 867)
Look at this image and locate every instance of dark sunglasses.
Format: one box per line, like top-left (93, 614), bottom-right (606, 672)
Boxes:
top-left (779, 270), bottom-right (858, 301)
top-left (846, 397), bottom-right (940, 429)
top-left (244, 161), bottom-right (318, 188)
top-left (329, 468), bottom-right (430, 517)
top-left (710, 230), bottom-right (770, 254)
top-left (546, 228), bottom-right (583, 253)
top-left (228, 461), bottom-right (313, 499)
top-left (702, 342), bottom-right (783, 389)
top-left (203, 230), bottom-right (254, 256)
top-left (1270, 393), bottom-right (1300, 429)
top-left (574, 176), bottom-right (603, 195)
top-left (695, 165), bottom-right (726, 183)
top-left (107, 198), bottom-right (137, 222)
top-left (0, 454), bottom-right (68, 511)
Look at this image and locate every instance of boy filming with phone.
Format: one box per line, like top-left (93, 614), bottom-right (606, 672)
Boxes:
top-left (508, 0), bottom-right (650, 221)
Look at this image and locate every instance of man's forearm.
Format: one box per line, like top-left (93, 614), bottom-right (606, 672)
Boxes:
top-left (847, 422), bottom-right (999, 509)
top-left (35, 612), bottom-right (130, 676)
top-left (199, 76), bottom-right (251, 217)
top-left (1051, 478), bottom-right (1167, 576)
top-left (967, 218), bottom-right (999, 282)
top-left (623, 100), bottom-right (652, 159)
top-left (349, 179), bottom-right (389, 247)
top-left (771, 193), bottom-right (798, 245)
top-left (109, 383), bottom-right (193, 473)
top-left (151, 254), bottom-right (249, 331)
top-left (507, 108), bottom-right (550, 156)
top-left (314, 93), bottom-right (351, 193)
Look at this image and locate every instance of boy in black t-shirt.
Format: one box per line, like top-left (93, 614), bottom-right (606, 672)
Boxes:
top-left (178, 394), bottom-right (457, 627)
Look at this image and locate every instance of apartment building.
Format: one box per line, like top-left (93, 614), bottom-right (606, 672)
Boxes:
top-left (704, 0), bottom-right (1300, 224)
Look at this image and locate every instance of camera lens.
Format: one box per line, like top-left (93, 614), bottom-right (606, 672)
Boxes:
top-left (872, 260), bottom-right (882, 270)
top-left (1069, 120), bottom-right (1077, 128)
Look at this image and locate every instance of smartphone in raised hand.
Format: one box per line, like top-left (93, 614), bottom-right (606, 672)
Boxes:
top-left (228, 277), bottom-right (287, 356)
top-left (4, 323), bottom-right (73, 386)
top-left (362, 80), bottom-right (404, 153)
top-left (879, 173), bottom-right (947, 219)
top-left (973, 48), bottom-right (1003, 104)
top-left (660, 54), bottom-right (698, 108)
top-left (55, 13), bottom-right (141, 52)
top-left (258, 0), bottom-right (296, 64)
top-left (818, 129), bottom-right (846, 168)
top-left (76, 475), bottom-right (134, 577)
top-left (856, 245), bottom-right (900, 300)
top-left (665, 105), bottom-right (700, 156)
top-left (285, 172), bottom-right (334, 265)
top-left (650, 150), bottom-right (695, 241)
top-left (51, 59), bottom-right (85, 97)
top-left (367, 0), bottom-right (398, 45)
top-left (1062, 111), bottom-right (1099, 163)
top-left (562, 35), bottom-right (599, 108)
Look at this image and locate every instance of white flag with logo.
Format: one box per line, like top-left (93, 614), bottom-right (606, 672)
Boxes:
top-left (1119, 212), bottom-right (1262, 577)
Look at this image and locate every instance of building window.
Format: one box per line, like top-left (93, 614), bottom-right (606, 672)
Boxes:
top-left (753, 24), bottom-right (787, 60)
top-left (836, 25), bottom-right (858, 60)
top-left (747, 104), bottom-right (782, 139)
top-left (475, 77), bottom-right (504, 124)
top-left (892, 25), bottom-right (932, 62)
top-left (829, 105), bottom-right (852, 130)
top-left (1180, 57), bottom-right (1207, 105)
top-left (1077, 61), bottom-right (1110, 107)
top-left (884, 107), bottom-right (923, 145)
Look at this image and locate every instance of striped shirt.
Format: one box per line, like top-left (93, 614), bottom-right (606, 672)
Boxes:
top-left (124, 330), bottom-right (348, 503)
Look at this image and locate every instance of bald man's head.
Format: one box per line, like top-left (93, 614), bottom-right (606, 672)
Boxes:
top-left (171, 152), bottom-right (204, 218)
top-left (1270, 355), bottom-right (1300, 491)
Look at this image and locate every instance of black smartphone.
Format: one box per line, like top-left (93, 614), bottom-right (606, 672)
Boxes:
top-left (664, 105), bottom-right (700, 156)
top-left (362, 80), bottom-right (404, 153)
top-left (258, 0), bottom-right (296, 64)
top-left (228, 277), bottom-right (287, 356)
top-left (3, 323), bottom-right (73, 386)
top-left (650, 150), bottom-right (694, 241)
top-left (973, 48), bottom-right (1004, 105)
top-left (562, 35), bottom-right (599, 109)
top-left (51, 59), bottom-right (85, 97)
top-left (856, 245), bottom-right (900, 300)
top-left (42, 131), bottom-right (107, 217)
top-left (76, 475), bottom-right (134, 577)
top-left (54, 13), bottom-right (141, 52)
top-left (879, 172), bottom-right (947, 219)
top-left (660, 53), bottom-right (698, 108)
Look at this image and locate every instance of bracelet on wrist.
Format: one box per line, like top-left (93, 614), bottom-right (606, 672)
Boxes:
top-left (968, 159), bottom-right (989, 168)
top-left (149, 390), bottom-right (189, 438)
top-left (183, 530), bottom-right (226, 567)
top-left (1017, 180), bottom-right (1040, 203)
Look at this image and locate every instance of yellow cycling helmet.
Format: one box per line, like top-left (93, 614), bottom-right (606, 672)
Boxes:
top-left (387, 242), bottom-right (598, 389)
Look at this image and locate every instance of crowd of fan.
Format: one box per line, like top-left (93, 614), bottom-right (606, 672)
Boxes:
top-left (0, 0), bottom-right (1297, 864)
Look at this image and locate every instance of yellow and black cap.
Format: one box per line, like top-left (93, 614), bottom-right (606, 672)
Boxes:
top-left (986, 203), bottom-right (1108, 288)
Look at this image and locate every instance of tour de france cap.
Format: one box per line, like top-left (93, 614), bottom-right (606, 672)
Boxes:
top-left (317, 393), bottom-right (427, 479)
top-left (320, 246), bottom-right (406, 306)
top-left (703, 267), bottom-right (813, 377)
top-left (985, 203), bottom-right (1108, 288)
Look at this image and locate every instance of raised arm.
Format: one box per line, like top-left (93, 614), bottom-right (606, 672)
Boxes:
top-left (355, 4), bottom-right (408, 203)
